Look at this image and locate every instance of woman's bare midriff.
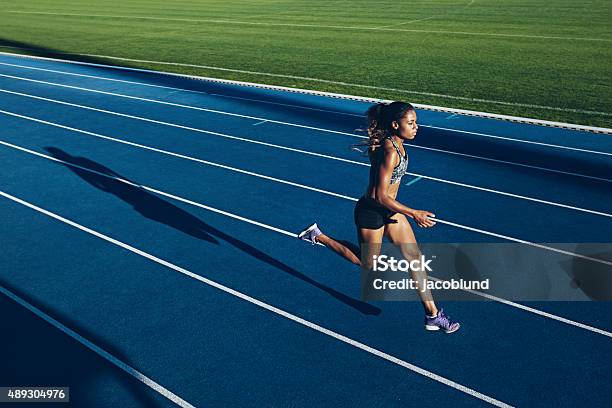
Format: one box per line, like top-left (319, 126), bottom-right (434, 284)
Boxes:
top-left (366, 141), bottom-right (403, 202)
top-left (365, 181), bottom-right (400, 201)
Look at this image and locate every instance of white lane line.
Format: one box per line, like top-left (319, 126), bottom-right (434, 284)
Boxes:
top-left (0, 140), bottom-right (298, 238)
top-left (208, 92), bottom-right (361, 117)
top-left (2, 60), bottom-right (610, 156)
top-left (0, 76), bottom-right (609, 183)
top-left (0, 285), bottom-right (195, 408)
top-left (0, 61), bottom-right (364, 118)
top-left (423, 125), bottom-right (612, 157)
top-left (410, 144), bottom-right (611, 183)
top-left (0, 111), bottom-right (356, 202)
top-left (407, 173), bottom-right (611, 219)
top-left (252, 120), bottom-right (269, 126)
top-left (2, 145), bottom-right (611, 340)
top-left (0, 190), bottom-right (513, 408)
top-left (0, 96), bottom-right (360, 162)
top-left (424, 277), bottom-right (612, 338)
top-left (0, 98), bottom-right (609, 219)
top-left (0, 51), bottom-right (610, 118)
top-left (4, 10), bottom-right (611, 43)
top-left (1, 50), bottom-right (610, 134)
top-left (0, 73), bottom-right (355, 136)
top-left (0, 111), bottom-right (610, 267)
top-left (433, 218), bottom-right (612, 267)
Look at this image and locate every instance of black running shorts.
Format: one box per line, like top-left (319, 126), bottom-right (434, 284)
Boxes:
top-left (354, 196), bottom-right (397, 230)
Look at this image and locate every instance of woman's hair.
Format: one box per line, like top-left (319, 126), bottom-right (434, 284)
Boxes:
top-left (353, 101), bottom-right (415, 155)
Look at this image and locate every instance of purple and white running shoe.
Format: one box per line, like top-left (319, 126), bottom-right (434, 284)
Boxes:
top-left (424, 309), bottom-right (460, 333)
top-left (298, 223), bottom-right (323, 245)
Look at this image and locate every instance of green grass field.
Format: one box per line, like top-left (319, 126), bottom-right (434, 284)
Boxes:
top-left (1, 0), bottom-right (611, 128)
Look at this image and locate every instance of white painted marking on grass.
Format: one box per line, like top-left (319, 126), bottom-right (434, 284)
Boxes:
top-left (0, 285), bottom-right (195, 408)
top-left (1, 60), bottom-right (610, 157)
top-left (0, 92), bottom-right (610, 219)
top-left (1, 50), bottom-right (610, 134)
top-left (0, 50), bottom-right (610, 118)
top-left (0, 75), bottom-right (609, 182)
top-left (0, 111), bottom-right (610, 268)
top-left (377, 15), bottom-right (437, 29)
top-left (0, 190), bottom-right (514, 408)
top-left (1, 153), bottom-right (610, 340)
top-left (4, 10), bottom-right (611, 42)
top-left (377, 0), bottom-right (476, 29)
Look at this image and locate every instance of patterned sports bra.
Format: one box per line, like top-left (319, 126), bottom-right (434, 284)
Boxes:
top-left (388, 137), bottom-right (408, 184)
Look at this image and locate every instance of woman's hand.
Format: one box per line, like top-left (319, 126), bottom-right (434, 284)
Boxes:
top-left (410, 210), bottom-right (436, 228)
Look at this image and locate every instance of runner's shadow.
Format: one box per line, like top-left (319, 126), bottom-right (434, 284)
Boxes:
top-left (44, 148), bottom-right (380, 315)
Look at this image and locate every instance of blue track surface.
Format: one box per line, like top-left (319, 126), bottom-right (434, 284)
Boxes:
top-left (1, 52), bottom-right (611, 407)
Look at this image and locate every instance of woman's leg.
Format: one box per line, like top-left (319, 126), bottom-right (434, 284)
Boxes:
top-left (355, 227), bottom-right (385, 269)
top-left (315, 225), bottom-right (385, 267)
top-left (316, 233), bottom-right (362, 266)
top-left (384, 213), bottom-right (438, 316)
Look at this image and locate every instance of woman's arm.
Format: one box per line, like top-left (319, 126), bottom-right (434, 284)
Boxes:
top-left (374, 141), bottom-right (436, 228)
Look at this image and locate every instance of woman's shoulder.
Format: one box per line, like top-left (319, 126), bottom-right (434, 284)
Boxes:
top-left (369, 138), bottom-right (398, 164)
top-left (380, 138), bottom-right (398, 154)
top-left (368, 138), bottom-right (393, 155)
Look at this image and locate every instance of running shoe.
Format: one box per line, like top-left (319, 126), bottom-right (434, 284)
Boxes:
top-left (298, 223), bottom-right (322, 245)
top-left (424, 309), bottom-right (460, 333)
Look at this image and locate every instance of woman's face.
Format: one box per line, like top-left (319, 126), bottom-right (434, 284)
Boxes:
top-left (393, 110), bottom-right (418, 140)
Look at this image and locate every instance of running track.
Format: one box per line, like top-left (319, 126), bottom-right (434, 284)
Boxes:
top-left (1, 51), bottom-right (611, 407)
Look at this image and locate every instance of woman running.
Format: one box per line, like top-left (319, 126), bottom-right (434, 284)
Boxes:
top-left (298, 101), bottom-right (460, 333)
